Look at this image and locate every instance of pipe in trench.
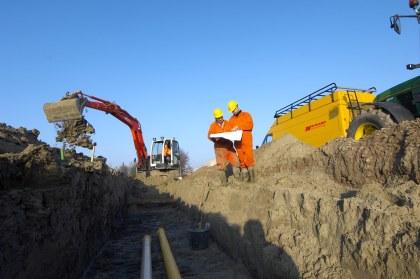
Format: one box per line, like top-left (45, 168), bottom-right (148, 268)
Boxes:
top-left (140, 235), bottom-right (152, 279)
top-left (157, 227), bottom-right (182, 279)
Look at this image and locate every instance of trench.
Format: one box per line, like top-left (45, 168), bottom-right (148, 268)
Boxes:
top-left (81, 185), bottom-right (252, 279)
top-left (2, 120), bottom-right (420, 279)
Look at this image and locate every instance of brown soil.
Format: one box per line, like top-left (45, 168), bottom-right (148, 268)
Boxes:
top-left (320, 119), bottom-right (420, 187)
top-left (0, 123), bottom-right (131, 279)
top-left (153, 119), bottom-right (420, 279)
top-left (0, 123), bottom-right (41, 153)
top-left (84, 186), bottom-right (252, 279)
top-left (2, 117), bottom-right (420, 278)
top-left (0, 122), bottom-right (106, 191)
top-left (0, 123), bottom-right (253, 279)
top-left (55, 118), bottom-right (95, 149)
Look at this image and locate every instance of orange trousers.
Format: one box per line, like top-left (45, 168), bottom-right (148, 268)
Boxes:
top-left (214, 145), bottom-right (239, 170)
top-left (235, 131), bottom-right (255, 168)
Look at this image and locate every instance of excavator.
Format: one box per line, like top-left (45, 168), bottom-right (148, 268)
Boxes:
top-left (43, 91), bottom-right (181, 177)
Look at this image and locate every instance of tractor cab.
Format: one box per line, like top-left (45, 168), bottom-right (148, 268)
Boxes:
top-left (149, 137), bottom-right (180, 170)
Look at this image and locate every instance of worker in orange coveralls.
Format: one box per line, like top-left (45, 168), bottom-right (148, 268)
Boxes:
top-left (227, 100), bottom-right (256, 182)
top-left (208, 108), bottom-right (240, 185)
top-left (163, 141), bottom-right (171, 167)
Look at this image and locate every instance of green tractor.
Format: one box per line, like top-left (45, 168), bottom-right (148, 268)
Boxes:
top-left (348, 2), bottom-right (420, 140)
top-left (347, 76), bottom-right (420, 140)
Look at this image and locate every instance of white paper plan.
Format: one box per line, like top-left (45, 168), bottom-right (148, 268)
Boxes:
top-left (209, 130), bottom-right (243, 142)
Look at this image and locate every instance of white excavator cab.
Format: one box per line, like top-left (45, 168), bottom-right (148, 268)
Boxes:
top-left (149, 137), bottom-right (181, 171)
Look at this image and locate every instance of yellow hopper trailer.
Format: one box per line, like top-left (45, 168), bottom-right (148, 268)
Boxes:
top-left (262, 83), bottom-right (376, 147)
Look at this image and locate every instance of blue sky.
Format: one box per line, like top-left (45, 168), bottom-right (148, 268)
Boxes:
top-left (1, 1), bottom-right (419, 168)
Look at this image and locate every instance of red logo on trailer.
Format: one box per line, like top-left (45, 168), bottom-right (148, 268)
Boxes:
top-left (305, 121), bottom-right (327, 132)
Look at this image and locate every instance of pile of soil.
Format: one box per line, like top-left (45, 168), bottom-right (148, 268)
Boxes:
top-left (320, 119), bottom-right (420, 187)
top-left (0, 123), bottom-right (41, 153)
top-left (0, 123), bottom-right (131, 279)
top-left (154, 119), bottom-right (420, 278)
top-left (0, 123), bottom-right (107, 191)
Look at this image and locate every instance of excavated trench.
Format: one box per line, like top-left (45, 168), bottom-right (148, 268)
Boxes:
top-left (0, 123), bottom-right (251, 279)
top-left (82, 187), bottom-right (251, 278)
top-left (1, 120), bottom-right (420, 278)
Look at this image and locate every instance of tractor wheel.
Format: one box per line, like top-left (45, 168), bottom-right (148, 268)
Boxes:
top-left (347, 109), bottom-right (396, 140)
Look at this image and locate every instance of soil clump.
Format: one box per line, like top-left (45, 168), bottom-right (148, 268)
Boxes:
top-left (55, 118), bottom-right (95, 149)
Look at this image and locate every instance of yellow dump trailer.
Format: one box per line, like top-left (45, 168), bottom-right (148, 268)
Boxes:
top-left (262, 83), bottom-right (376, 147)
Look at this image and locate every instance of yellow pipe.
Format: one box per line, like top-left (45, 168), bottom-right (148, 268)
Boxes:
top-left (157, 227), bottom-right (182, 279)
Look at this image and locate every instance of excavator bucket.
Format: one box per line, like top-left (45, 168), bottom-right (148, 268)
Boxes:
top-left (43, 98), bottom-right (83, 123)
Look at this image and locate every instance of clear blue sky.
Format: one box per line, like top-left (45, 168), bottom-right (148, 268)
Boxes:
top-left (1, 1), bottom-right (419, 168)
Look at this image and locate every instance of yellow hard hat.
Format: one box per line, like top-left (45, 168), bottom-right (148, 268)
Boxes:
top-left (213, 108), bottom-right (223, 118)
top-left (227, 100), bottom-right (238, 112)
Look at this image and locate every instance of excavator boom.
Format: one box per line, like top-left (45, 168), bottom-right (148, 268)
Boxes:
top-left (43, 91), bottom-right (148, 170)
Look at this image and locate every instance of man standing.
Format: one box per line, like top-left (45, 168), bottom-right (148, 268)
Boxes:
top-left (227, 100), bottom-right (256, 182)
top-left (208, 108), bottom-right (240, 185)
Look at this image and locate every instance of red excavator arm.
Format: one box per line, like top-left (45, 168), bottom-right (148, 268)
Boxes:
top-left (74, 92), bottom-right (148, 170)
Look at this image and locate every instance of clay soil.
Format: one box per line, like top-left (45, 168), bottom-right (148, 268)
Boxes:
top-left (0, 123), bottom-right (252, 279)
top-left (1, 118), bottom-right (420, 278)
top-left (153, 119), bottom-right (420, 279)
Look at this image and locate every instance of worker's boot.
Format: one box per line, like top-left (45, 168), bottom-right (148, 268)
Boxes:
top-left (218, 170), bottom-right (228, 186)
top-left (241, 168), bottom-right (249, 182)
top-left (248, 167), bottom-right (256, 183)
top-left (232, 167), bottom-right (241, 180)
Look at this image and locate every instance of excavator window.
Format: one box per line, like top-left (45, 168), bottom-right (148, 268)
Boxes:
top-left (151, 142), bottom-right (163, 164)
top-left (171, 141), bottom-right (180, 165)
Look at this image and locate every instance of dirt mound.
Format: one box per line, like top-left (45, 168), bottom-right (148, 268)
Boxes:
top-left (154, 119), bottom-right (420, 278)
top-left (321, 119), bottom-right (420, 187)
top-left (0, 123), bottom-right (133, 279)
top-left (256, 134), bottom-right (316, 166)
top-left (0, 124), bottom-right (107, 191)
top-left (0, 123), bottom-right (41, 153)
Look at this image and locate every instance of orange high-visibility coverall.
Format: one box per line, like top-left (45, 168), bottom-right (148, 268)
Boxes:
top-left (163, 144), bottom-right (171, 164)
top-left (163, 144), bottom-right (171, 157)
top-left (208, 120), bottom-right (239, 170)
top-left (229, 111), bottom-right (255, 168)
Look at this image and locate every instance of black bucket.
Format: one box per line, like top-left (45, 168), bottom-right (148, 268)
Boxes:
top-left (188, 226), bottom-right (210, 250)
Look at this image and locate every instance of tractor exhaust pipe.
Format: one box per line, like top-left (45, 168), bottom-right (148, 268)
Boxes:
top-left (406, 63), bottom-right (420, 70)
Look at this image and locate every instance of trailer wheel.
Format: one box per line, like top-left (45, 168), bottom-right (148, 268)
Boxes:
top-left (347, 109), bottom-right (396, 140)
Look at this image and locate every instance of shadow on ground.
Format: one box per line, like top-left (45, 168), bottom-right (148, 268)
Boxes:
top-left (134, 183), bottom-right (299, 279)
